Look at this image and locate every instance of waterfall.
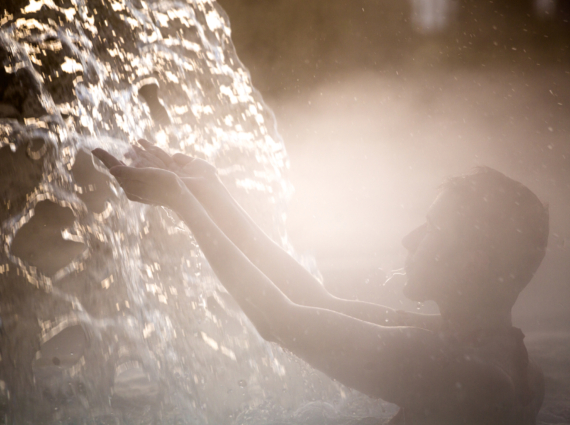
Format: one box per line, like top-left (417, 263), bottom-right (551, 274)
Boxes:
top-left (0, 0), bottom-right (394, 423)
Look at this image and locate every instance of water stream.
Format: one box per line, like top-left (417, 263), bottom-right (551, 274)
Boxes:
top-left (0, 0), bottom-right (395, 423)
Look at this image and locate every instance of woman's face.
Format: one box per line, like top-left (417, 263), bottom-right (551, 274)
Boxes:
top-left (401, 190), bottom-right (475, 303)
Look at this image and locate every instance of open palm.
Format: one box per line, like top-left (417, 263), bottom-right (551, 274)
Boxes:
top-left (131, 139), bottom-right (218, 182)
top-left (92, 148), bottom-right (186, 207)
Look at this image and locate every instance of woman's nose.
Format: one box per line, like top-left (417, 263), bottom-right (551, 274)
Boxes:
top-left (402, 223), bottom-right (427, 252)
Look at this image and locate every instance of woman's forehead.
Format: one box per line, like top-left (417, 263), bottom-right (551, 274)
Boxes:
top-left (427, 190), bottom-right (466, 222)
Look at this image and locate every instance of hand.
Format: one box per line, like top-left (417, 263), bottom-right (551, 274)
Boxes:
top-left (131, 139), bottom-right (218, 182)
top-left (127, 139), bottom-right (221, 201)
top-left (92, 149), bottom-right (186, 208)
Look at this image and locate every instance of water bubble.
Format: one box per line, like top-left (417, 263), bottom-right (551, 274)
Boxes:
top-left (238, 379), bottom-right (247, 388)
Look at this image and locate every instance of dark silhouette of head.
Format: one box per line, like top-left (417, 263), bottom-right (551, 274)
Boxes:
top-left (402, 167), bottom-right (549, 313)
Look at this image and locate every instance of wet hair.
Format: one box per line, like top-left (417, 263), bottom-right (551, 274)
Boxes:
top-left (441, 167), bottom-right (549, 306)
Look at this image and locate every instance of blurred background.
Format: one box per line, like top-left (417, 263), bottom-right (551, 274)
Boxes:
top-left (216, 0), bottom-right (570, 324)
top-left (215, 1), bottom-right (570, 419)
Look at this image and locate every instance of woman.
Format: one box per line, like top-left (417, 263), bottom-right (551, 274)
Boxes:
top-left (93, 141), bottom-right (547, 424)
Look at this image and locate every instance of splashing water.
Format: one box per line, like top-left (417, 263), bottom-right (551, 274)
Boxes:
top-left (0, 0), bottom-right (395, 423)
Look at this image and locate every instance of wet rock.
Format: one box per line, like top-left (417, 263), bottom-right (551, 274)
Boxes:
top-left (0, 380), bottom-right (8, 419)
top-left (92, 414), bottom-right (120, 425)
top-left (72, 150), bottom-right (115, 214)
top-left (0, 68), bottom-right (47, 119)
top-left (32, 325), bottom-right (88, 382)
top-left (111, 359), bottom-right (161, 407)
top-left (0, 301), bottom-right (42, 422)
top-left (11, 201), bottom-right (86, 276)
top-left (21, 91), bottom-right (47, 119)
top-left (2, 79), bottom-right (26, 114)
top-left (138, 81), bottom-right (172, 126)
top-left (0, 102), bottom-right (22, 119)
top-left (0, 0), bottom-right (314, 421)
top-left (0, 142), bottom-right (46, 222)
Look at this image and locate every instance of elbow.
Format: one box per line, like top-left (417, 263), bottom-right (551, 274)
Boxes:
top-left (253, 319), bottom-right (276, 343)
top-left (244, 296), bottom-right (290, 343)
top-left (255, 298), bottom-right (300, 345)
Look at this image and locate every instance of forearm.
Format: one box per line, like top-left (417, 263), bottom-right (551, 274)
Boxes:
top-left (172, 189), bottom-right (292, 339)
top-left (325, 298), bottom-right (403, 326)
top-left (267, 302), bottom-right (439, 402)
top-left (186, 177), bottom-right (419, 326)
top-left (186, 176), bottom-right (334, 306)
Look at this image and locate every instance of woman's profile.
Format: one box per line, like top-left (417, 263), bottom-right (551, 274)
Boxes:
top-left (93, 141), bottom-right (548, 425)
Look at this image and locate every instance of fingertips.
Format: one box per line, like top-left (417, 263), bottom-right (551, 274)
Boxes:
top-left (132, 145), bottom-right (144, 154)
top-left (110, 166), bottom-right (152, 182)
top-left (137, 139), bottom-right (172, 164)
top-left (92, 148), bottom-right (125, 168)
top-left (173, 153), bottom-right (194, 165)
top-left (137, 139), bottom-right (152, 149)
top-left (137, 139), bottom-right (160, 154)
top-left (109, 165), bottom-right (129, 178)
top-left (92, 148), bottom-right (105, 158)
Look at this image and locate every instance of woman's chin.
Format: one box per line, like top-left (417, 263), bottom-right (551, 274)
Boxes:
top-left (402, 279), bottom-right (429, 302)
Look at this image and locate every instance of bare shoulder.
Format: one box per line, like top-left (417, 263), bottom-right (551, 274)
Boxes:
top-left (394, 329), bottom-right (551, 425)
top-left (523, 358), bottom-right (545, 422)
top-left (390, 333), bottom-right (520, 424)
top-left (528, 359), bottom-right (545, 403)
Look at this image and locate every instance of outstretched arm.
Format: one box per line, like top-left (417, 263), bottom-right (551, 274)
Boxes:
top-left (97, 165), bottom-right (513, 416)
top-left (184, 174), bottom-right (440, 330)
top-left (93, 145), bottom-right (440, 331)
top-left (105, 165), bottom-right (411, 397)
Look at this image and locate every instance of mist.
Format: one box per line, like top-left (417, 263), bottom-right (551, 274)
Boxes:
top-left (0, 0), bottom-right (567, 421)
top-left (218, 0), bottom-right (570, 421)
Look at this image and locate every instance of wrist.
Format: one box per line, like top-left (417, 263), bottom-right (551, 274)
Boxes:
top-left (182, 175), bottom-right (225, 201)
top-left (168, 179), bottom-right (194, 211)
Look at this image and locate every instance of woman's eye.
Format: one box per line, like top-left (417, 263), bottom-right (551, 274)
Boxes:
top-left (426, 220), bottom-right (442, 233)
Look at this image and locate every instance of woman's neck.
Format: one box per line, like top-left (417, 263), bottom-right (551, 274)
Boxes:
top-left (439, 301), bottom-right (512, 334)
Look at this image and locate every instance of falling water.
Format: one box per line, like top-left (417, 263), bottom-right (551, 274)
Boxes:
top-left (0, 0), bottom-right (395, 423)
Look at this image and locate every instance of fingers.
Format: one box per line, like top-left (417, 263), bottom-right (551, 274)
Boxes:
top-left (93, 142), bottom-right (192, 175)
top-left (137, 139), bottom-right (153, 149)
top-left (137, 139), bottom-right (172, 165)
top-left (109, 166), bottom-right (180, 207)
top-left (132, 145), bottom-right (167, 169)
top-left (110, 165), bottom-right (148, 182)
top-left (110, 165), bottom-right (175, 183)
top-left (92, 149), bottom-right (125, 169)
top-left (110, 166), bottom-right (156, 202)
top-left (124, 149), bottom-right (150, 168)
top-left (172, 153), bottom-right (195, 166)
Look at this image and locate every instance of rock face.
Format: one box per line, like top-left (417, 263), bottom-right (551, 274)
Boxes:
top-left (0, 0), bottom-right (354, 423)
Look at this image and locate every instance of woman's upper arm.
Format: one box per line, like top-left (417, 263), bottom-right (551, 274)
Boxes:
top-left (267, 303), bottom-right (516, 415)
top-left (267, 302), bottom-right (443, 401)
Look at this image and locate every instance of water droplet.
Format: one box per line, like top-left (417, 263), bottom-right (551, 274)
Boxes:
top-left (237, 379), bottom-right (247, 388)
